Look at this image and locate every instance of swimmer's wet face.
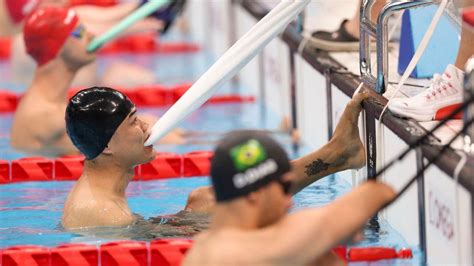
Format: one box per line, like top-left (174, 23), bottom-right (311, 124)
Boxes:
top-left (66, 87), bottom-right (154, 164)
top-left (105, 108), bottom-right (156, 166)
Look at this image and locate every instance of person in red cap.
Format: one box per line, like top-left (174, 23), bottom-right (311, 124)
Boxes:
top-left (10, 6), bottom-right (186, 157)
top-left (10, 6), bottom-right (96, 156)
top-left (9, 1), bottom-right (181, 88)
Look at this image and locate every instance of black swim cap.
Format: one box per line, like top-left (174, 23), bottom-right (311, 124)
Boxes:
top-left (65, 87), bottom-right (134, 160)
top-left (210, 130), bottom-right (291, 202)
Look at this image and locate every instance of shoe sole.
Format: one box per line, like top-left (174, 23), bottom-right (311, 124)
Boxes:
top-left (389, 103), bottom-right (464, 121)
top-left (389, 104), bottom-right (434, 121)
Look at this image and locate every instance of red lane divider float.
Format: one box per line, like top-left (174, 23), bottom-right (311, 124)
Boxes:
top-left (51, 244), bottom-right (98, 266)
top-left (1, 240), bottom-right (192, 266)
top-left (0, 33), bottom-right (199, 61)
top-left (150, 239), bottom-right (192, 266)
top-left (140, 153), bottom-right (183, 180)
top-left (0, 83), bottom-right (255, 114)
top-left (2, 245), bottom-right (51, 266)
top-left (99, 34), bottom-right (200, 55)
top-left (0, 242), bottom-right (412, 266)
top-left (54, 155), bottom-right (85, 181)
top-left (100, 241), bottom-right (148, 266)
top-left (11, 157), bottom-right (53, 182)
top-left (348, 247), bottom-right (412, 261)
top-left (134, 85), bottom-right (174, 107)
top-left (0, 151), bottom-right (214, 184)
top-left (333, 246), bottom-right (413, 262)
top-left (207, 95), bottom-right (256, 104)
top-left (0, 90), bottom-right (18, 113)
top-left (0, 160), bottom-right (9, 184)
top-left (183, 151), bottom-right (214, 177)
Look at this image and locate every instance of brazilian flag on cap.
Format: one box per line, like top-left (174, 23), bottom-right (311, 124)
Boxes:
top-left (230, 139), bottom-right (267, 171)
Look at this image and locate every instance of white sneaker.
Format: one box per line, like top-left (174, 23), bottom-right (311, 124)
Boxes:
top-left (389, 64), bottom-right (464, 121)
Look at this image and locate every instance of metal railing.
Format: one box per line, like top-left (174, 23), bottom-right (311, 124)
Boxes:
top-left (360, 0), bottom-right (434, 94)
top-left (465, 57), bottom-right (474, 153)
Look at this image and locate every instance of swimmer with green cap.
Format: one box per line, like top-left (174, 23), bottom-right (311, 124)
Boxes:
top-left (62, 86), bottom-right (382, 244)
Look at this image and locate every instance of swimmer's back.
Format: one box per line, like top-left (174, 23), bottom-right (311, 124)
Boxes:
top-left (11, 91), bottom-right (76, 156)
top-left (185, 231), bottom-right (344, 266)
top-left (183, 228), bottom-right (289, 266)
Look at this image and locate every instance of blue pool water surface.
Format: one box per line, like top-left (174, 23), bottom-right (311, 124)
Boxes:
top-left (0, 43), bottom-right (421, 265)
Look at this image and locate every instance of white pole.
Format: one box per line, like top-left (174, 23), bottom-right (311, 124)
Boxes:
top-left (145, 0), bottom-right (310, 146)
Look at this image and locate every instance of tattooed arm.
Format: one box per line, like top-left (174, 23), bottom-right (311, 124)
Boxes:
top-left (290, 141), bottom-right (353, 194)
top-left (290, 90), bottom-right (369, 194)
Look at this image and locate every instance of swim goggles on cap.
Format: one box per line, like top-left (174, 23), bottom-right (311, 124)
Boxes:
top-left (70, 24), bottom-right (85, 39)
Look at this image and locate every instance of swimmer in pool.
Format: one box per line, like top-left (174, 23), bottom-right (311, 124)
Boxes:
top-left (10, 6), bottom-right (186, 157)
top-left (62, 86), bottom-right (371, 234)
top-left (10, 1), bottom-right (181, 88)
top-left (183, 130), bottom-right (396, 266)
top-left (62, 87), bottom-right (213, 229)
top-left (11, 6), bottom-right (96, 157)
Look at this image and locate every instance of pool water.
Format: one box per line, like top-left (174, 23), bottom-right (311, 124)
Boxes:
top-left (0, 41), bottom-right (422, 265)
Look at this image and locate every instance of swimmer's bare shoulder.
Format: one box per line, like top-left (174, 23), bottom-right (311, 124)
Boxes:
top-left (62, 182), bottom-right (135, 229)
top-left (184, 211), bottom-right (348, 266)
top-left (12, 96), bottom-right (71, 155)
top-left (62, 199), bottom-right (136, 229)
top-left (183, 227), bottom-right (293, 266)
top-left (184, 186), bottom-right (215, 213)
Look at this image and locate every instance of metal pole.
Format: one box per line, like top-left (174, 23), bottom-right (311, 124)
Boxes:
top-left (366, 111), bottom-right (379, 231)
top-left (325, 69), bottom-right (333, 141)
top-left (289, 48), bottom-right (299, 154)
top-left (416, 148), bottom-right (427, 263)
top-left (464, 57), bottom-right (474, 153)
top-left (258, 52), bottom-right (267, 122)
top-left (288, 11), bottom-right (305, 154)
top-left (229, 0), bottom-right (240, 92)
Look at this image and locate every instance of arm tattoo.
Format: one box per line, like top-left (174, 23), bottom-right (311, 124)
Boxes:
top-left (304, 159), bottom-right (330, 177)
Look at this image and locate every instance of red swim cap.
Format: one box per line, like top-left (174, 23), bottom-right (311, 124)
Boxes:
top-left (4, 0), bottom-right (40, 23)
top-left (23, 7), bottom-right (79, 66)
